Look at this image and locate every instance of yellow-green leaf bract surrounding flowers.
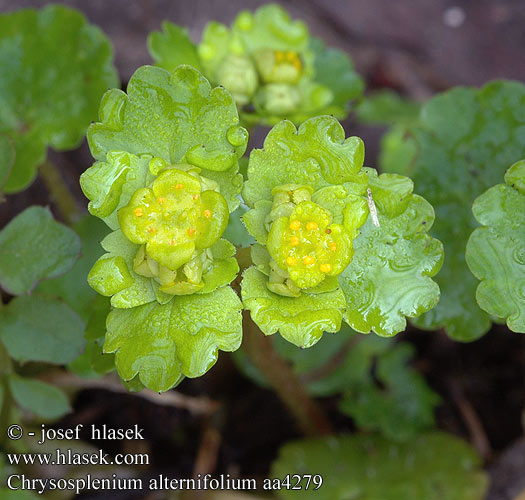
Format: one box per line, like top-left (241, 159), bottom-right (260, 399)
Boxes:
top-left (241, 116), bottom-right (444, 348)
top-left (80, 64), bottom-right (246, 391)
top-left (148, 4), bottom-right (363, 126)
top-left (466, 160), bottom-right (525, 333)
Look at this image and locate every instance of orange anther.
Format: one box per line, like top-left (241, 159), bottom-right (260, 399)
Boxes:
top-left (306, 221), bottom-right (318, 231)
top-left (289, 220), bottom-right (301, 231)
top-left (286, 256), bottom-right (296, 266)
top-left (174, 183), bottom-right (184, 190)
top-left (303, 256), bottom-right (315, 266)
top-left (169, 239), bottom-right (176, 246)
top-left (203, 210), bottom-right (212, 219)
top-left (187, 228), bottom-right (196, 236)
top-left (147, 226), bottom-right (156, 234)
top-left (193, 193), bottom-right (200, 200)
top-left (157, 197), bottom-right (165, 204)
top-left (134, 207), bottom-right (143, 217)
top-left (290, 236), bottom-right (300, 246)
top-left (329, 242), bottom-right (337, 252)
top-left (320, 263), bottom-right (332, 273)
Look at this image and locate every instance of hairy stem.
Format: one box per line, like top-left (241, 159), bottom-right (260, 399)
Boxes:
top-left (242, 315), bottom-right (334, 436)
top-left (39, 159), bottom-right (81, 225)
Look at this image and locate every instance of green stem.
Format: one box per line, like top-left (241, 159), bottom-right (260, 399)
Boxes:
top-left (39, 159), bottom-right (81, 225)
top-left (242, 315), bottom-right (334, 436)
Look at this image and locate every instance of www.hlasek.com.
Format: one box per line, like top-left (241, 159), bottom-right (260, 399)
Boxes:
top-left (6, 472), bottom-right (323, 495)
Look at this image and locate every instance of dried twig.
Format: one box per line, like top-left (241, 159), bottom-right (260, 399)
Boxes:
top-left (448, 379), bottom-right (492, 460)
top-left (42, 371), bottom-right (219, 416)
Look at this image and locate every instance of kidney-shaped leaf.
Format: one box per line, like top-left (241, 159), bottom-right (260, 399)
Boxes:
top-left (104, 286), bottom-right (242, 392)
top-left (466, 160), bottom-right (525, 333)
top-left (339, 169), bottom-right (443, 336)
top-left (0, 294), bottom-right (85, 364)
top-left (8, 374), bottom-right (70, 420)
top-left (0, 206), bottom-right (80, 295)
top-left (382, 81), bottom-right (525, 340)
top-left (0, 5), bottom-right (118, 193)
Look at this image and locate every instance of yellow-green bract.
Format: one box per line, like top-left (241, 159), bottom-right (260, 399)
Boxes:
top-left (148, 3), bottom-right (363, 126)
top-left (241, 115), bottom-right (444, 348)
top-left (80, 64), bottom-right (246, 392)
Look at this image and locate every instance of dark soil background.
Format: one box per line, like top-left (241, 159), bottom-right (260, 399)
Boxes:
top-left (1, 1), bottom-right (525, 499)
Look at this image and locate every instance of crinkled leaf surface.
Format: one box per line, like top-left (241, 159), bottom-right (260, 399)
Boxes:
top-left (36, 214), bottom-right (108, 319)
top-left (466, 160), bottom-right (525, 333)
top-left (339, 342), bottom-right (439, 440)
top-left (8, 374), bottom-right (70, 420)
top-left (105, 286), bottom-right (242, 392)
top-left (241, 267), bottom-right (345, 348)
top-left (87, 64), bottom-right (246, 211)
top-left (148, 22), bottom-right (201, 73)
top-left (242, 117), bottom-right (442, 342)
top-left (243, 116), bottom-right (365, 206)
top-left (0, 5), bottom-right (118, 193)
top-left (271, 432), bottom-right (488, 500)
top-left (382, 81), bottom-right (525, 340)
top-left (0, 206), bottom-right (81, 295)
top-left (340, 170), bottom-right (443, 336)
top-left (0, 294), bottom-right (85, 364)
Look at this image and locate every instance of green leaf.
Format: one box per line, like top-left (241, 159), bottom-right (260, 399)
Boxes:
top-left (223, 205), bottom-right (256, 248)
top-left (340, 169), bottom-right (443, 336)
top-left (104, 286), bottom-right (242, 392)
top-left (0, 295), bottom-right (85, 364)
top-left (271, 432), bottom-right (488, 500)
top-left (36, 214), bottom-right (108, 319)
top-left (310, 37), bottom-right (364, 118)
top-left (0, 206), bottom-right (81, 295)
top-left (148, 22), bottom-right (201, 73)
top-left (356, 90), bottom-right (420, 126)
top-left (241, 267), bottom-right (345, 348)
top-left (0, 5), bottom-right (118, 193)
top-left (466, 160), bottom-right (525, 333)
top-left (8, 374), bottom-right (70, 419)
top-left (382, 81), bottom-right (525, 340)
top-left (0, 133), bottom-right (14, 192)
top-left (243, 116), bottom-right (365, 206)
top-left (339, 342), bottom-right (439, 440)
top-left (87, 64), bottom-right (246, 210)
